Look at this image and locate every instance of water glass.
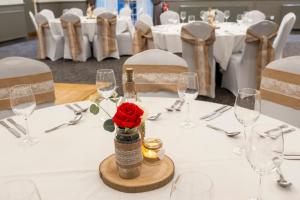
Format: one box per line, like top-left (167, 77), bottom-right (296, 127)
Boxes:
top-left (188, 15), bottom-right (195, 23)
top-left (0, 180), bottom-right (41, 200)
top-left (177, 72), bottom-right (198, 128)
top-left (236, 14), bottom-right (243, 25)
top-left (180, 11), bottom-right (186, 23)
top-left (233, 88), bottom-right (261, 155)
top-left (200, 10), bottom-right (206, 21)
top-left (246, 123), bottom-right (284, 200)
top-left (224, 10), bottom-right (230, 22)
top-left (96, 69), bottom-right (116, 99)
top-left (170, 171), bottom-right (213, 200)
top-left (10, 84), bottom-right (37, 145)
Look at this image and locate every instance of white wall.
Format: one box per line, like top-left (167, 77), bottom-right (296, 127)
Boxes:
top-left (0, 0), bottom-right (23, 5)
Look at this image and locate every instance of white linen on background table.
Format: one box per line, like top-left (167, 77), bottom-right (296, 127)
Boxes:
top-left (49, 16), bottom-right (134, 42)
top-left (152, 23), bottom-right (247, 70)
top-left (0, 97), bottom-right (299, 200)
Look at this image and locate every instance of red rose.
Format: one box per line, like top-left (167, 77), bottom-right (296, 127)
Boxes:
top-left (112, 102), bottom-right (144, 129)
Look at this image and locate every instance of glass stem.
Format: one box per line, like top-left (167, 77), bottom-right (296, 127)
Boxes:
top-left (257, 174), bottom-right (263, 200)
top-left (186, 102), bottom-right (190, 123)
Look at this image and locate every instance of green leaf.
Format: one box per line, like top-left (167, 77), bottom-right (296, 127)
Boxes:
top-left (89, 104), bottom-right (99, 115)
top-left (103, 119), bottom-right (115, 132)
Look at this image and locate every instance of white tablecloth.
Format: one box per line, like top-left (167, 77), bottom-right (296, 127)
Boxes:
top-left (49, 16), bottom-right (134, 42)
top-left (152, 23), bottom-right (247, 70)
top-left (0, 98), bottom-right (299, 200)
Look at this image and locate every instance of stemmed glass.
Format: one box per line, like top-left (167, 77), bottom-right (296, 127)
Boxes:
top-left (224, 10), bottom-right (230, 22)
top-left (233, 88), bottom-right (261, 155)
top-left (177, 72), bottom-right (199, 128)
top-left (180, 11), bottom-right (186, 23)
top-left (188, 15), bottom-right (195, 23)
top-left (200, 10), bottom-right (206, 22)
top-left (96, 69), bottom-right (116, 119)
top-left (10, 84), bottom-right (37, 145)
top-left (0, 180), bottom-right (41, 200)
top-left (237, 14), bottom-right (243, 25)
top-left (246, 123), bottom-right (284, 200)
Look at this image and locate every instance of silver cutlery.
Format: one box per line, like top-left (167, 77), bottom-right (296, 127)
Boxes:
top-left (7, 118), bottom-right (26, 135)
top-left (73, 103), bottom-right (88, 113)
top-left (199, 105), bottom-right (228, 120)
top-left (205, 106), bottom-right (232, 121)
top-left (45, 114), bottom-right (82, 133)
top-left (65, 104), bottom-right (88, 115)
top-left (175, 100), bottom-right (185, 111)
top-left (147, 113), bottom-right (162, 121)
top-left (265, 124), bottom-right (288, 134)
top-left (0, 121), bottom-right (21, 138)
top-left (206, 124), bottom-right (241, 137)
top-left (166, 100), bottom-right (180, 112)
top-left (268, 128), bottom-right (296, 139)
top-left (276, 167), bottom-right (292, 188)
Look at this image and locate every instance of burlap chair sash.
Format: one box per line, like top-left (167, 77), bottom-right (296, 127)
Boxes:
top-left (0, 72), bottom-right (55, 110)
top-left (61, 18), bottom-right (82, 61)
top-left (260, 68), bottom-right (300, 109)
top-left (37, 22), bottom-right (50, 59)
top-left (123, 64), bottom-right (188, 92)
top-left (246, 27), bottom-right (278, 88)
top-left (180, 27), bottom-right (215, 97)
top-left (97, 16), bottom-right (117, 56)
top-left (133, 22), bottom-right (153, 54)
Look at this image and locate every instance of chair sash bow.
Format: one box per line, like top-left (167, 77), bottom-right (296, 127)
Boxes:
top-left (246, 28), bottom-right (278, 88)
top-left (61, 19), bottom-right (82, 61)
top-left (37, 22), bottom-right (50, 59)
top-left (181, 27), bottom-right (215, 97)
top-left (97, 16), bottom-right (117, 56)
top-left (133, 22), bottom-right (153, 54)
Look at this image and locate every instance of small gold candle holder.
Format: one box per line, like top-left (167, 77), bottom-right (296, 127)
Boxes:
top-left (142, 138), bottom-right (164, 162)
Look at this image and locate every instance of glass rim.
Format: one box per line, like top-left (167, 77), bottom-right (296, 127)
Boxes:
top-left (10, 84), bottom-right (32, 91)
top-left (237, 88), bottom-right (260, 96)
top-left (96, 69), bottom-right (114, 73)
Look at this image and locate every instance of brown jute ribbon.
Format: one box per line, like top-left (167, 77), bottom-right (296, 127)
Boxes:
top-left (133, 22), bottom-right (153, 54)
top-left (97, 16), bottom-right (117, 56)
top-left (37, 22), bottom-right (50, 59)
top-left (61, 18), bottom-right (82, 61)
top-left (180, 27), bottom-right (215, 97)
top-left (245, 27), bottom-right (278, 89)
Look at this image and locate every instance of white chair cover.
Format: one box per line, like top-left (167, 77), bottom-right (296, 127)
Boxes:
top-left (0, 57), bottom-right (55, 119)
top-left (273, 12), bottom-right (296, 59)
top-left (67, 8), bottom-right (84, 17)
top-left (35, 13), bottom-right (64, 61)
top-left (93, 12), bottom-right (119, 62)
top-left (120, 5), bottom-right (132, 18)
top-left (138, 13), bottom-right (153, 27)
top-left (222, 20), bottom-right (278, 96)
top-left (29, 11), bottom-right (38, 31)
top-left (181, 22), bottom-right (216, 98)
top-left (215, 9), bottom-right (225, 23)
top-left (94, 8), bottom-right (109, 16)
top-left (117, 32), bottom-right (133, 56)
top-left (60, 13), bottom-right (91, 62)
top-left (40, 9), bottom-right (55, 20)
top-left (123, 49), bottom-right (188, 97)
top-left (160, 10), bottom-right (180, 25)
top-left (244, 10), bottom-right (266, 25)
top-left (260, 56), bottom-right (300, 127)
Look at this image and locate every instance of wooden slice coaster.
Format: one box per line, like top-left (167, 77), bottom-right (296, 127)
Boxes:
top-left (99, 154), bottom-right (175, 193)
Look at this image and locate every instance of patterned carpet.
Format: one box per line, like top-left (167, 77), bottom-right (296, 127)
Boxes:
top-left (0, 34), bottom-right (299, 105)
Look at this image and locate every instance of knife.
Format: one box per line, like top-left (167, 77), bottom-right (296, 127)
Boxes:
top-left (0, 121), bottom-right (21, 138)
top-left (7, 118), bottom-right (26, 135)
top-left (205, 106), bottom-right (233, 121)
top-left (199, 105), bottom-right (228, 120)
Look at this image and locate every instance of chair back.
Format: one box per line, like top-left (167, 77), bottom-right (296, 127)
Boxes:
top-left (241, 20), bottom-right (278, 89)
top-left (120, 5), bottom-right (132, 18)
top-left (273, 12), bottom-right (296, 59)
top-left (160, 10), bottom-right (180, 25)
top-left (67, 8), bottom-right (83, 17)
top-left (35, 13), bottom-right (53, 59)
top-left (40, 9), bottom-right (55, 20)
top-left (138, 13), bottom-right (153, 27)
top-left (94, 8), bottom-right (109, 16)
top-left (133, 20), bottom-right (153, 54)
top-left (60, 13), bottom-right (83, 61)
top-left (29, 11), bottom-right (38, 31)
top-left (181, 22), bottom-right (216, 98)
top-left (244, 10), bottom-right (266, 25)
top-left (123, 49), bottom-right (188, 95)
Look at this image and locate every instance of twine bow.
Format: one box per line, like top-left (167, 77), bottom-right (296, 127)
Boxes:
top-left (61, 18), bottom-right (82, 61)
top-left (133, 22), bottom-right (153, 54)
top-left (97, 16), bottom-right (117, 56)
top-left (246, 27), bottom-right (278, 88)
top-left (37, 22), bottom-right (50, 59)
top-left (181, 27), bottom-right (215, 97)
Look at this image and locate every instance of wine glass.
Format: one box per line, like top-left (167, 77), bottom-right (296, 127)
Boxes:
top-left (96, 69), bottom-right (116, 99)
top-left (233, 88), bottom-right (261, 155)
top-left (236, 14), bottom-right (243, 25)
top-left (180, 11), bottom-right (186, 23)
top-left (188, 15), bottom-right (195, 23)
top-left (200, 10), bottom-right (206, 22)
top-left (224, 10), bottom-right (230, 22)
top-left (170, 171), bottom-right (213, 200)
top-left (246, 123), bottom-right (284, 200)
top-left (10, 84), bottom-right (37, 145)
top-left (0, 180), bottom-right (41, 200)
top-left (177, 72), bottom-right (198, 128)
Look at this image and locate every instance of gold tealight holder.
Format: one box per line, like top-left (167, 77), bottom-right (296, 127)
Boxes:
top-left (142, 138), bottom-right (164, 162)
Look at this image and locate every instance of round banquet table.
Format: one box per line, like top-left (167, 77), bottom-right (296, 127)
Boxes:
top-left (49, 16), bottom-right (134, 43)
top-left (152, 23), bottom-right (248, 71)
top-left (0, 97), bottom-right (299, 200)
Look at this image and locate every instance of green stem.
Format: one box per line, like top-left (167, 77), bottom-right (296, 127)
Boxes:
top-left (97, 102), bottom-right (112, 118)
